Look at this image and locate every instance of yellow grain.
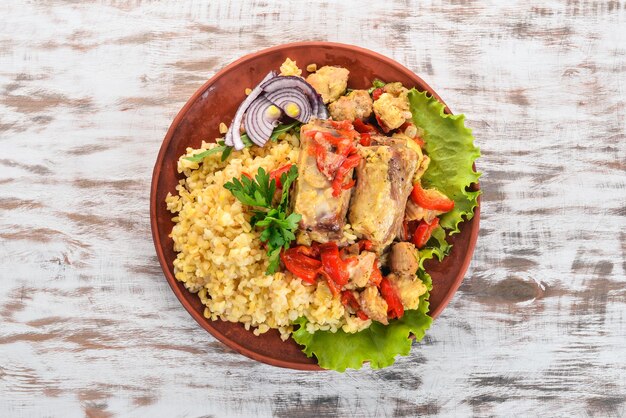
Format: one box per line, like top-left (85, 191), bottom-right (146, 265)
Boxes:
top-left (164, 120), bottom-right (366, 339)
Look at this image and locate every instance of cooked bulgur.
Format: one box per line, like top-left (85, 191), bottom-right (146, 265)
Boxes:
top-left (166, 135), bottom-right (371, 339)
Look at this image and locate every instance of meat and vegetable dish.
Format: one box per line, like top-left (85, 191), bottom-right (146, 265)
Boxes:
top-left (166, 58), bottom-right (480, 371)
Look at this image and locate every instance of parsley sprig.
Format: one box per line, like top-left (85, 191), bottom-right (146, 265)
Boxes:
top-left (367, 79), bottom-right (386, 94)
top-left (224, 165), bottom-right (301, 274)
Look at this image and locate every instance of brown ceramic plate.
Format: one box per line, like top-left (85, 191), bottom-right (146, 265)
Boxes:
top-left (150, 41), bottom-right (480, 371)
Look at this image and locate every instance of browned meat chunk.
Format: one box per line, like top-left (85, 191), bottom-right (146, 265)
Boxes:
top-left (348, 143), bottom-right (418, 252)
top-left (306, 66), bottom-right (349, 104)
top-left (387, 273), bottom-right (427, 310)
top-left (389, 242), bottom-right (419, 276)
top-left (293, 120), bottom-right (357, 244)
top-left (372, 82), bottom-right (412, 132)
top-left (359, 285), bottom-right (388, 324)
top-left (346, 250), bottom-right (376, 289)
top-left (392, 132), bottom-right (428, 181)
top-left (328, 90), bottom-right (373, 122)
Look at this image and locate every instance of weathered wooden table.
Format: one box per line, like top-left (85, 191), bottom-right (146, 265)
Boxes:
top-left (1, 1), bottom-right (624, 417)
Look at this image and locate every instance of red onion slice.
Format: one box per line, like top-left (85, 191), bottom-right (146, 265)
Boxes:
top-left (260, 76), bottom-right (328, 119)
top-left (225, 71), bottom-right (276, 150)
top-left (244, 95), bottom-right (281, 146)
top-left (265, 88), bottom-right (312, 123)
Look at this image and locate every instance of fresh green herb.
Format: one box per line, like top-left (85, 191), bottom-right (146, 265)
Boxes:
top-left (419, 225), bottom-right (451, 262)
top-left (186, 122), bottom-right (301, 164)
top-left (240, 132), bottom-right (253, 147)
top-left (224, 167), bottom-right (275, 207)
top-left (220, 144), bottom-right (233, 161)
top-left (184, 140), bottom-right (229, 163)
top-left (270, 121), bottom-right (301, 141)
top-left (224, 165), bottom-right (301, 274)
top-left (367, 79), bottom-right (386, 94)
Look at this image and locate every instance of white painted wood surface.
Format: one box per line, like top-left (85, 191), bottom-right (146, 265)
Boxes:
top-left (1, 1), bottom-right (625, 417)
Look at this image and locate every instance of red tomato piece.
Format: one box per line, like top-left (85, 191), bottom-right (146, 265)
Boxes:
top-left (353, 118), bottom-right (378, 134)
top-left (330, 153), bottom-right (361, 197)
top-left (372, 87), bottom-right (384, 101)
top-left (341, 290), bottom-right (369, 320)
top-left (269, 163), bottom-right (293, 188)
top-left (410, 182), bottom-right (455, 212)
top-left (359, 132), bottom-right (371, 146)
top-left (379, 277), bottom-right (404, 319)
top-left (357, 240), bottom-right (373, 252)
top-left (281, 247), bottom-right (322, 284)
top-left (369, 259), bottom-right (383, 287)
top-left (319, 242), bottom-right (350, 286)
top-left (412, 218), bottom-right (440, 249)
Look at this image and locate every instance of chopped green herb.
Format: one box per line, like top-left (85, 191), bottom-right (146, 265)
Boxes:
top-left (241, 132), bottom-right (253, 147)
top-left (270, 121), bottom-right (301, 141)
top-left (367, 79), bottom-right (386, 94)
top-left (186, 122), bottom-right (301, 165)
top-left (183, 140), bottom-right (228, 163)
top-left (220, 145), bottom-right (233, 161)
top-left (224, 165), bottom-right (301, 274)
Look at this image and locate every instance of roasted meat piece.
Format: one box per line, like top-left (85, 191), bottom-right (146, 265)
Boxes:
top-left (359, 285), bottom-right (388, 325)
top-left (293, 120), bottom-right (358, 244)
top-left (348, 143), bottom-right (418, 252)
top-left (372, 82), bottom-right (412, 132)
top-left (387, 273), bottom-right (427, 310)
top-left (329, 90), bottom-right (373, 122)
top-left (306, 66), bottom-right (349, 104)
top-left (389, 242), bottom-right (419, 276)
top-left (346, 250), bottom-right (376, 289)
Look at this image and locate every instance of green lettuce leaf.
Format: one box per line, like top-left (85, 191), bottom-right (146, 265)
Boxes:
top-left (408, 89), bottom-right (481, 234)
top-left (291, 89), bottom-right (479, 371)
top-left (420, 225), bottom-right (451, 262)
top-left (292, 272), bottom-right (432, 372)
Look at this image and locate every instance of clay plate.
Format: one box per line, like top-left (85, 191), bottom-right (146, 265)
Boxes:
top-left (150, 41), bottom-right (480, 371)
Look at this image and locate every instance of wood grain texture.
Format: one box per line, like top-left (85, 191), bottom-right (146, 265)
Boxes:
top-left (0, 1), bottom-right (624, 417)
